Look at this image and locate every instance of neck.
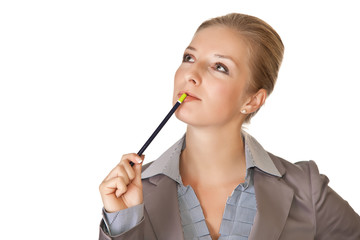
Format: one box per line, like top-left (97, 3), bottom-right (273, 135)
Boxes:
top-left (180, 123), bottom-right (246, 186)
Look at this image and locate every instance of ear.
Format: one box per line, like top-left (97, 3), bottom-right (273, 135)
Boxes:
top-left (241, 89), bottom-right (267, 114)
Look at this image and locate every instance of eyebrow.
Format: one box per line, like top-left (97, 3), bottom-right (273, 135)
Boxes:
top-left (186, 46), bottom-right (196, 51)
top-left (186, 46), bottom-right (237, 65)
top-left (214, 54), bottom-right (236, 64)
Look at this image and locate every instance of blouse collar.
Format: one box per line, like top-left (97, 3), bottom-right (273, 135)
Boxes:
top-left (141, 130), bottom-right (282, 183)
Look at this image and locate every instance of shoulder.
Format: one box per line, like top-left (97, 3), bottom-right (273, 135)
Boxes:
top-left (268, 152), bottom-right (324, 180)
top-left (267, 153), bottom-right (360, 238)
top-left (266, 152), bottom-right (329, 195)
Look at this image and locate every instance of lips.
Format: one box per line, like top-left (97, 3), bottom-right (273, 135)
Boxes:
top-left (178, 91), bottom-right (201, 102)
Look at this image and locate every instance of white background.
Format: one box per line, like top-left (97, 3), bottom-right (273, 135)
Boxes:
top-left (1, 0), bottom-right (359, 239)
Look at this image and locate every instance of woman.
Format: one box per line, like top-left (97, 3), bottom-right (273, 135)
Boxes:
top-left (98, 13), bottom-right (360, 240)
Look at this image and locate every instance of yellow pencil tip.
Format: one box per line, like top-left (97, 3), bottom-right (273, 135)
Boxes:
top-left (178, 93), bottom-right (187, 103)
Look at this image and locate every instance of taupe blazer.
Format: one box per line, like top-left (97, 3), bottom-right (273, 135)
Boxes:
top-left (99, 152), bottom-right (360, 240)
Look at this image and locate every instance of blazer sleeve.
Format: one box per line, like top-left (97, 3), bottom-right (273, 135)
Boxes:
top-left (102, 203), bottom-right (144, 236)
top-left (309, 160), bottom-right (360, 239)
top-left (99, 218), bottom-right (145, 240)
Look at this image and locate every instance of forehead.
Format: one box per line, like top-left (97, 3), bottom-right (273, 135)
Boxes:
top-left (190, 26), bottom-right (250, 62)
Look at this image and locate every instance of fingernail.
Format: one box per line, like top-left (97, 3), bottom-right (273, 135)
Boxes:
top-left (136, 157), bottom-right (142, 163)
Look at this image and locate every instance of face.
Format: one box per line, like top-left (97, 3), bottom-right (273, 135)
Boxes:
top-left (173, 26), bottom-right (252, 127)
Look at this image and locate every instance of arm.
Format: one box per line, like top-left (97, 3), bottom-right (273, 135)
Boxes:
top-left (99, 215), bottom-right (145, 240)
top-left (309, 160), bottom-right (360, 239)
top-left (98, 153), bottom-right (145, 240)
top-left (102, 204), bottom-right (144, 236)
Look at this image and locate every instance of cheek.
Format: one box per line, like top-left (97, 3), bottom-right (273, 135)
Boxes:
top-left (174, 64), bottom-right (186, 81)
top-left (208, 82), bottom-right (244, 113)
top-left (208, 82), bottom-right (239, 103)
top-left (173, 67), bottom-right (185, 90)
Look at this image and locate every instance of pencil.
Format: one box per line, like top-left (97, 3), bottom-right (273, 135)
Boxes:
top-left (130, 93), bottom-right (187, 166)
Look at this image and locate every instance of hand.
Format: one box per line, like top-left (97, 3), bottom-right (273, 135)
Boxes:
top-left (99, 153), bottom-right (144, 213)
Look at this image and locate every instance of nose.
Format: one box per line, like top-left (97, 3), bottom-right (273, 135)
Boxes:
top-left (185, 66), bottom-right (202, 86)
top-left (188, 76), bottom-right (198, 85)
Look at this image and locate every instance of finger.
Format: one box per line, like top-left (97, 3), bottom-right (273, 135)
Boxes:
top-left (122, 160), bottom-right (136, 181)
top-left (104, 164), bottom-right (130, 184)
top-left (132, 156), bottom-right (144, 187)
top-left (100, 176), bottom-right (128, 197)
top-left (121, 153), bottom-right (143, 165)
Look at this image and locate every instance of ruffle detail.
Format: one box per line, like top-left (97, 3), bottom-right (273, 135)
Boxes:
top-left (177, 172), bottom-right (256, 240)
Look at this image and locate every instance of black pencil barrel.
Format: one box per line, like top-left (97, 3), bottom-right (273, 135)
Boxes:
top-left (130, 101), bottom-right (181, 166)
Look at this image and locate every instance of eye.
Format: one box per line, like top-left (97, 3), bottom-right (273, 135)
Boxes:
top-left (183, 53), bottom-right (195, 63)
top-left (214, 62), bottom-right (229, 74)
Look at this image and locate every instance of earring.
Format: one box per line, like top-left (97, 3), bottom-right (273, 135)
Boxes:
top-left (241, 109), bottom-right (247, 114)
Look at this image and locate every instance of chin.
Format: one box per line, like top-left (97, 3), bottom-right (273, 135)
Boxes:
top-left (175, 109), bottom-right (209, 127)
top-left (175, 109), bottom-right (195, 125)
top-left (175, 110), bottom-right (187, 123)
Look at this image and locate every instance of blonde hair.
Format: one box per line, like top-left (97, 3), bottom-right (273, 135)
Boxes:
top-left (197, 13), bottom-right (284, 123)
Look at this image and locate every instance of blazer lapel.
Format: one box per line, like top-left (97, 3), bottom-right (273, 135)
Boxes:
top-left (143, 175), bottom-right (184, 240)
top-left (249, 169), bottom-right (294, 240)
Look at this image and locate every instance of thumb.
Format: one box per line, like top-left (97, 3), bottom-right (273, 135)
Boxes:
top-left (132, 155), bottom-right (144, 186)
